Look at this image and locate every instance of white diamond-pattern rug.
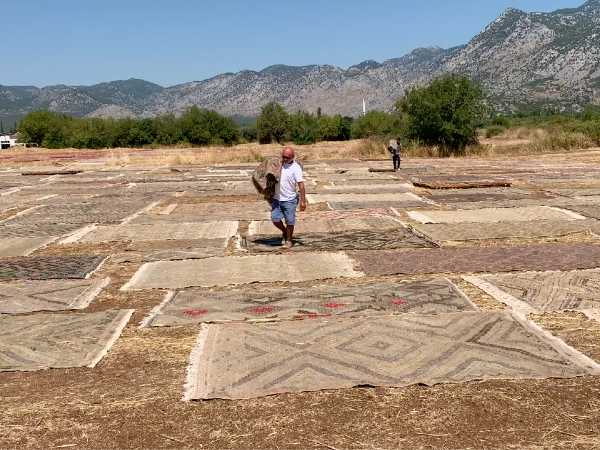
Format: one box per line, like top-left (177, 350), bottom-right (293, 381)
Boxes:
top-left (184, 312), bottom-right (594, 400)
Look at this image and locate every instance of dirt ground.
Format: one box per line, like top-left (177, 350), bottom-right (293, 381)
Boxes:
top-left (2, 145), bottom-right (600, 449)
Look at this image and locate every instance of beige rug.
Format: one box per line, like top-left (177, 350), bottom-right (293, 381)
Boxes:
top-left (143, 278), bottom-right (476, 327)
top-left (122, 252), bottom-right (364, 290)
top-left (407, 206), bottom-right (585, 224)
top-left (0, 237), bottom-right (56, 256)
top-left (412, 220), bottom-right (599, 242)
top-left (184, 312), bottom-right (596, 400)
top-left (0, 278), bottom-right (109, 314)
top-left (464, 269), bottom-right (600, 313)
top-left (77, 221), bottom-right (238, 243)
top-left (0, 309), bottom-right (133, 372)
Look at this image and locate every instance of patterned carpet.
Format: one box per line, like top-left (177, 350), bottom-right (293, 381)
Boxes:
top-left (0, 309), bottom-right (132, 372)
top-left (412, 220), bottom-right (599, 242)
top-left (350, 244), bottom-right (600, 276)
top-left (246, 229), bottom-right (433, 252)
top-left (477, 269), bottom-right (600, 312)
top-left (0, 278), bottom-right (108, 314)
top-left (0, 255), bottom-right (105, 281)
top-left (122, 252), bottom-right (364, 289)
top-left (407, 206), bottom-right (581, 224)
top-left (184, 312), bottom-right (586, 400)
top-left (79, 221), bottom-right (238, 243)
top-left (145, 279), bottom-right (475, 327)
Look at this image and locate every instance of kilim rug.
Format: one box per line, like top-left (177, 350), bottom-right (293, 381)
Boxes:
top-left (328, 200), bottom-right (430, 210)
top-left (0, 278), bottom-right (109, 314)
top-left (307, 192), bottom-right (426, 204)
top-left (412, 220), bottom-right (599, 242)
top-left (422, 188), bottom-right (550, 204)
top-left (0, 309), bottom-right (133, 372)
top-left (407, 206), bottom-right (584, 224)
top-left (563, 205), bottom-right (600, 220)
top-left (144, 279), bottom-right (475, 327)
top-left (248, 216), bottom-right (403, 235)
top-left (245, 229), bottom-right (434, 252)
top-left (349, 244), bottom-right (600, 276)
top-left (0, 237), bottom-right (56, 256)
top-left (411, 179), bottom-right (511, 189)
top-left (464, 269), bottom-right (600, 313)
top-left (78, 222), bottom-right (238, 243)
top-left (0, 255), bottom-right (105, 281)
top-left (183, 311), bottom-right (592, 400)
top-left (122, 252), bottom-right (364, 290)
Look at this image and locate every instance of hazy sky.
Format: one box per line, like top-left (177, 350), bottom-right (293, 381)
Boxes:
top-left (2, 0), bottom-right (583, 87)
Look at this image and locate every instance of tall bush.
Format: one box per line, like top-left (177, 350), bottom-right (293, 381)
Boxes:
top-left (398, 74), bottom-right (485, 154)
top-left (256, 102), bottom-right (289, 144)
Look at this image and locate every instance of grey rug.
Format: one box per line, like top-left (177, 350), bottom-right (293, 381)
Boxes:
top-left (184, 312), bottom-right (593, 400)
top-left (0, 309), bottom-right (133, 372)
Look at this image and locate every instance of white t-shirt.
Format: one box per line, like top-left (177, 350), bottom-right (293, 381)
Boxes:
top-left (275, 161), bottom-right (303, 201)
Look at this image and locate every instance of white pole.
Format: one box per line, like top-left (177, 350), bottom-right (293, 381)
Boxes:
top-left (362, 98), bottom-right (366, 115)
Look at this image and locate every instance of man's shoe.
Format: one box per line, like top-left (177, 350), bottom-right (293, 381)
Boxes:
top-left (284, 240), bottom-right (293, 249)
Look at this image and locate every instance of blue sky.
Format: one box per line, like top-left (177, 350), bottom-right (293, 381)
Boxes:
top-left (2, 0), bottom-right (583, 87)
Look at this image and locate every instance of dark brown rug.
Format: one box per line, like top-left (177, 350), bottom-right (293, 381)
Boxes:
top-left (0, 256), bottom-right (105, 281)
top-left (349, 244), bottom-right (600, 276)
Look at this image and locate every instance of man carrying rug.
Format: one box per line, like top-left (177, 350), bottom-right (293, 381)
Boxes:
top-left (271, 147), bottom-right (306, 248)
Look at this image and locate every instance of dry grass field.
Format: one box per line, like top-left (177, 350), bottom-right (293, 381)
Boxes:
top-left (2, 139), bottom-right (600, 449)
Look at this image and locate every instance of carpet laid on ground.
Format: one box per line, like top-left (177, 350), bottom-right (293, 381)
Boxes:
top-left (0, 237), bottom-right (56, 256)
top-left (248, 216), bottom-right (403, 235)
top-left (78, 221), bottom-right (238, 243)
top-left (122, 252), bottom-right (364, 289)
top-left (184, 311), bottom-right (591, 400)
top-left (307, 192), bottom-right (427, 205)
top-left (407, 206), bottom-right (584, 224)
top-left (0, 309), bottom-right (133, 372)
top-left (412, 219), bottom-right (599, 242)
top-left (144, 279), bottom-right (475, 327)
top-left (465, 269), bottom-right (600, 313)
top-left (0, 255), bottom-right (105, 281)
top-left (0, 278), bottom-right (109, 314)
top-left (349, 244), bottom-right (600, 276)
top-left (246, 229), bottom-right (434, 252)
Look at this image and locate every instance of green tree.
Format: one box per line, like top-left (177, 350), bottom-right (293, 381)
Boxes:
top-left (257, 102), bottom-right (289, 144)
top-left (351, 111), bottom-right (401, 138)
top-left (289, 111), bottom-right (319, 145)
top-left (398, 75), bottom-right (485, 154)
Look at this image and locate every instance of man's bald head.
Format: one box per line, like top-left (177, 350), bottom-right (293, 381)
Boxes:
top-left (281, 147), bottom-right (295, 161)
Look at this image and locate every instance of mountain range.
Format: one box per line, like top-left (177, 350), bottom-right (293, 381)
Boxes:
top-left (1, 0), bottom-right (599, 125)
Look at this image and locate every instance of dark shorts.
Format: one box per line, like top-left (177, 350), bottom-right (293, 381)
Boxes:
top-left (271, 197), bottom-right (298, 225)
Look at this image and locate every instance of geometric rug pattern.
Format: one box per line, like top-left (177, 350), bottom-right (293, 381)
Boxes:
top-left (245, 229), bottom-right (434, 252)
top-left (0, 256), bottom-right (105, 281)
top-left (184, 312), bottom-right (587, 400)
top-left (0, 309), bottom-right (133, 372)
top-left (477, 269), bottom-right (600, 312)
top-left (144, 279), bottom-right (476, 327)
top-left (0, 278), bottom-right (109, 314)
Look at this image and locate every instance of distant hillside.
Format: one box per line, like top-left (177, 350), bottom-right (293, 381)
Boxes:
top-left (1, 0), bottom-right (599, 123)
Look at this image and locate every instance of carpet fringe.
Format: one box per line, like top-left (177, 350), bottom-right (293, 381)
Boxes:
top-left (182, 324), bottom-right (211, 402)
top-left (138, 291), bottom-right (176, 328)
top-left (87, 309), bottom-right (134, 369)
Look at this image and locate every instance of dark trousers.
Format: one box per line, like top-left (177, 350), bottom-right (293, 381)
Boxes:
top-left (392, 154), bottom-right (401, 171)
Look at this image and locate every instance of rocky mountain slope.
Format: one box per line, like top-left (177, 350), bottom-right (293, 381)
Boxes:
top-left (1, 0), bottom-right (599, 123)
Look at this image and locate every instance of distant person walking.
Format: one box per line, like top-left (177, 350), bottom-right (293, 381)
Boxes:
top-left (388, 138), bottom-right (402, 171)
top-left (271, 147), bottom-right (307, 248)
